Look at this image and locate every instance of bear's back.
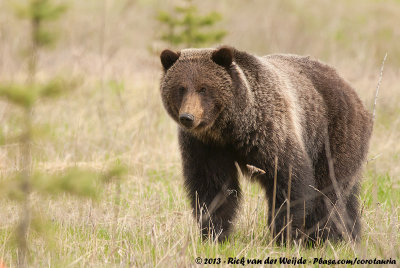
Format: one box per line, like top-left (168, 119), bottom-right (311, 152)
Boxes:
top-left (263, 54), bottom-right (373, 174)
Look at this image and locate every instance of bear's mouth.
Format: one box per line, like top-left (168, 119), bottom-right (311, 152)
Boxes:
top-left (194, 121), bottom-right (207, 130)
top-left (178, 117), bottom-right (210, 133)
top-left (180, 120), bottom-right (204, 131)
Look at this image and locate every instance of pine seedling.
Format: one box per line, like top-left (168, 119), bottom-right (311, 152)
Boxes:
top-left (0, 1), bottom-right (68, 267)
top-left (157, 0), bottom-right (226, 48)
top-left (0, 1), bottom-right (125, 267)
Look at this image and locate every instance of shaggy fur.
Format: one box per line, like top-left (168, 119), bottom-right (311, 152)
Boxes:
top-left (159, 46), bottom-right (373, 244)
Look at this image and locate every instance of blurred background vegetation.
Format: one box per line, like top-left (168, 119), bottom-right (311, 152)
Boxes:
top-left (1, 0), bottom-right (400, 78)
top-left (0, 0), bottom-right (399, 267)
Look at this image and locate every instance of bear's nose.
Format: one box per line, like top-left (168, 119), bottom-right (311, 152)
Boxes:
top-left (179, 113), bottom-right (194, 128)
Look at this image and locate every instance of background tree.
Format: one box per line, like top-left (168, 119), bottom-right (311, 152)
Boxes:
top-left (157, 0), bottom-right (227, 48)
top-left (0, 1), bottom-right (125, 267)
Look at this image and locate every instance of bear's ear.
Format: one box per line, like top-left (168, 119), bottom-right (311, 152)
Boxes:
top-left (160, 49), bottom-right (180, 70)
top-left (212, 46), bottom-right (233, 68)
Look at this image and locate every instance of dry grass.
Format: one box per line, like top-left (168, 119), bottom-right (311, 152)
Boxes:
top-left (0, 0), bottom-right (399, 267)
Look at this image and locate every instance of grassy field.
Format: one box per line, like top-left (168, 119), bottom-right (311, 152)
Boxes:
top-left (0, 0), bottom-right (399, 267)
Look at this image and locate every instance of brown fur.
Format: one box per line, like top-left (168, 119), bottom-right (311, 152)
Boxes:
top-left (159, 46), bottom-right (373, 244)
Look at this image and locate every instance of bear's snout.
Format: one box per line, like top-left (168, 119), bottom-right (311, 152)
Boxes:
top-left (179, 93), bottom-right (204, 129)
top-left (179, 113), bottom-right (195, 128)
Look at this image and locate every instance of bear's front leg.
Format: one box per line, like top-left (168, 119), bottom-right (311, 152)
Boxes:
top-left (179, 131), bottom-right (241, 242)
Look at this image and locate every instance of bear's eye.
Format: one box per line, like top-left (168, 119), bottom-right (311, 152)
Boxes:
top-left (198, 87), bottom-right (206, 94)
top-left (178, 86), bottom-right (186, 95)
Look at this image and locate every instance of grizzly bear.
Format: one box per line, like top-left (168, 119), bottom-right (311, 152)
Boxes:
top-left (159, 46), bottom-right (372, 244)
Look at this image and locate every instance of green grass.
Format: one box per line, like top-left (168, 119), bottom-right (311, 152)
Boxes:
top-left (1, 165), bottom-right (398, 267)
top-left (363, 170), bottom-right (400, 210)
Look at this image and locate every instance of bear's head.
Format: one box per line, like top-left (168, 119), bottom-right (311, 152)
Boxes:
top-left (160, 46), bottom-right (250, 137)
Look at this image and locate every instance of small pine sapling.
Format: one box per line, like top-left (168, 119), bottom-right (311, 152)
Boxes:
top-left (0, 1), bottom-right (126, 267)
top-left (157, 0), bottom-right (227, 48)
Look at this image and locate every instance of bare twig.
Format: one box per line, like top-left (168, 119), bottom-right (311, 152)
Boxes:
top-left (372, 53), bottom-right (388, 122)
top-left (367, 153), bottom-right (382, 164)
top-left (286, 165), bottom-right (292, 245)
top-left (246, 164), bottom-right (266, 178)
top-left (270, 156), bottom-right (278, 242)
top-left (324, 137), bottom-right (352, 242)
